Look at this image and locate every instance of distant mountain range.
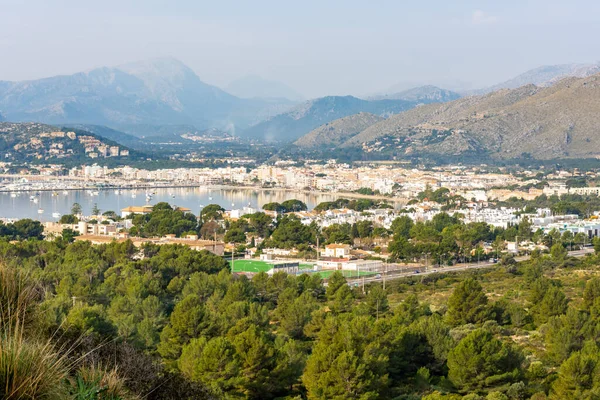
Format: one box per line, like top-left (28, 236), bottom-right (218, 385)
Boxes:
top-left (2, 58), bottom-right (600, 161)
top-left (301, 73), bottom-right (600, 160)
top-left (225, 75), bottom-right (304, 101)
top-left (368, 85), bottom-right (461, 102)
top-left (241, 96), bottom-right (422, 142)
top-left (0, 58), bottom-right (295, 136)
top-left (474, 62), bottom-right (600, 94)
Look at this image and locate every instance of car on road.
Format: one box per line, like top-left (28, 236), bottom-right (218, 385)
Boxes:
top-left (375, 274), bottom-right (382, 279)
top-left (413, 270), bottom-right (420, 274)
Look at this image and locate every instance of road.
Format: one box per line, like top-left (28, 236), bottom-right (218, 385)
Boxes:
top-left (346, 248), bottom-right (595, 287)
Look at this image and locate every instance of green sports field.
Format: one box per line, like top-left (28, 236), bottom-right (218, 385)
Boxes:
top-left (230, 259), bottom-right (273, 273)
top-left (230, 259), bottom-right (377, 279)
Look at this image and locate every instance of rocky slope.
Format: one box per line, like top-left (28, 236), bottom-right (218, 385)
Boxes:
top-left (342, 73), bottom-right (600, 160)
top-left (294, 112), bottom-right (383, 148)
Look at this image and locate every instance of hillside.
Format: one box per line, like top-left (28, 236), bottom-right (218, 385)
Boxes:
top-left (0, 58), bottom-right (293, 135)
top-left (294, 112), bottom-right (383, 148)
top-left (342, 73), bottom-right (600, 160)
top-left (369, 85), bottom-right (461, 102)
top-left (0, 122), bottom-right (142, 163)
top-left (241, 95), bottom-right (417, 142)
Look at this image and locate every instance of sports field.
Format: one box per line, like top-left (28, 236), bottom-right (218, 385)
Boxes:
top-left (230, 259), bottom-right (377, 279)
top-left (230, 259), bottom-right (273, 273)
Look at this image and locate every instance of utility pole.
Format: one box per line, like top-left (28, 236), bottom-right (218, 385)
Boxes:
top-left (383, 263), bottom-right (386, 290)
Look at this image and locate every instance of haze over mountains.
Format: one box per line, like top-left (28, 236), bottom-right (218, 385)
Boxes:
top-left (225, 75), bottom-right (304, 101)
top-left (0, 58), bottom-right (295, 136)
top-left (2, 58), bottom-right (600, 161)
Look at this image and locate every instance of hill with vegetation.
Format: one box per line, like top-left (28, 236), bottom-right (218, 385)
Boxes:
top-left (3, 207), bottom-right (600, 398)
top-left (338, 73), bottom-right (600, 160)
top-left (0, 122), bottom-right (144, 164)
top-left (294, 112), bottom-right (384, 148)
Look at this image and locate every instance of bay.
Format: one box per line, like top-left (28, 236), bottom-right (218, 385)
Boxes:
top-left (0, 187), bottom-right (339, 221)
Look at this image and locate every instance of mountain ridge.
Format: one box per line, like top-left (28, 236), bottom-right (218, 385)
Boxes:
top-left (338, 73), bottom-right (600, 160)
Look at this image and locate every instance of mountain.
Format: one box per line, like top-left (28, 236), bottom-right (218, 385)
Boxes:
top-left (369, 85), bottom-right (461, 102)
top-left (294, 112), bottom-right (383, 148)
top-left (478, 62), bottom-right (600, 94)
top-left (225, 75), bottom-right (304, 101)
top-left (241, 95), bottom-right (417, 142)
top-left (341, 73), bottom-right (600, 160)
top-left (0, 58), bottom-right (293, 135)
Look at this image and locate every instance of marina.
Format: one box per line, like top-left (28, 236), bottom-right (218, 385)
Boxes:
top-left (0, 187), bottom-right (338, 220)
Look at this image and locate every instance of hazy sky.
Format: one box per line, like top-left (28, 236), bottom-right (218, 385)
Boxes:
top-left (2, 0), bottom-right (600, 98)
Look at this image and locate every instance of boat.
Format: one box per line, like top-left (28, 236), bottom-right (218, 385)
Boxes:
top-left (62, 190), bottom-right (69, 195)
top-left (52, 212), bottom-right (61, 219)
top-left (33, 198), bottom-right (38, 204)
top-left (92, 191), bottom-right (99, 196)
top-left (115, 189), bottom-right (121, 195)
top-left (29, 195), bottom-right (35, 201)
top-left (10, 192), bottom-right (17, 198)
top-left (37, 208), bottom-right (43, 214)
top-left (131, 193), bottom-right (137, 198)
top-left (171, 194), bottom-right (175, 199)
top-left (52, 191), bottom-right (58, 196)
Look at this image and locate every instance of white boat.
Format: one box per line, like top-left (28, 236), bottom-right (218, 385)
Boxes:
top-left (52, 212), bottom-right (61, 219)
top-left (131, 193), bottom-right (137, 198)
top-left (115, 189), bottom-right (121, 195)
top-left (33, 198), bottom-right (38, 204)
top-left (10, 192), bottom-right (17, 198)
top-left (62, 190), bottom-right (69, 195)
top-left (29, 195), bottom-right (35, 201)
top-left (37, 208), bottom-right (43, 214)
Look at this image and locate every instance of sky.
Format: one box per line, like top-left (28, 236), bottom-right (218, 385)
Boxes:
top-left (1, 0), bottom-right (600, 98)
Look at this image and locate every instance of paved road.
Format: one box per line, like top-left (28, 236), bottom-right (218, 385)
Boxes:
top-left (346, 248), bottom-right (595, 287)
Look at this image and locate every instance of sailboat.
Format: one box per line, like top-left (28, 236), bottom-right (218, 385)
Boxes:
top-left (37, 208), bottom-right (44, 214)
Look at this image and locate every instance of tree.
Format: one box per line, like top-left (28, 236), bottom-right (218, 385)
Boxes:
top-left (446, 278), bottom-right (490, 326)
top-left (280, 199), bottom-right (308, 213)
top-left (326, 271), bottom-right (347, 301)
top-left (364, 285), bottom-right (388, 318)
top-left (533, 286), bottom-right (568, 325)
top-left (59, 214), bottom-right (78, 224)
top-left (92, 203), bottom-right (101, 216)
top-left (71, 202), bottom-right (82, 216)
top-left (224, 228), bottom-right (246, 244)
top-left (550, 243), bottom-right (568, 261)
top-left (179, 337), bottom-right (241, 397)
top-left (391, 216), bottom-right (414, 239)
top-left (551, 344), bottom-right (600, 399)
top-left (447, 329), bottom-right (523, 392)
top-left (200, 204), bottom-right (225, 222)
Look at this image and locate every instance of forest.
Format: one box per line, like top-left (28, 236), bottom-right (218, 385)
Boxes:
top-left (2, 227), bottom-right (600, 399)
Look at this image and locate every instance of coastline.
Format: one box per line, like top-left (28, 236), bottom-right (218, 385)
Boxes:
top-left (0, 177), bottom-right (408, 205)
